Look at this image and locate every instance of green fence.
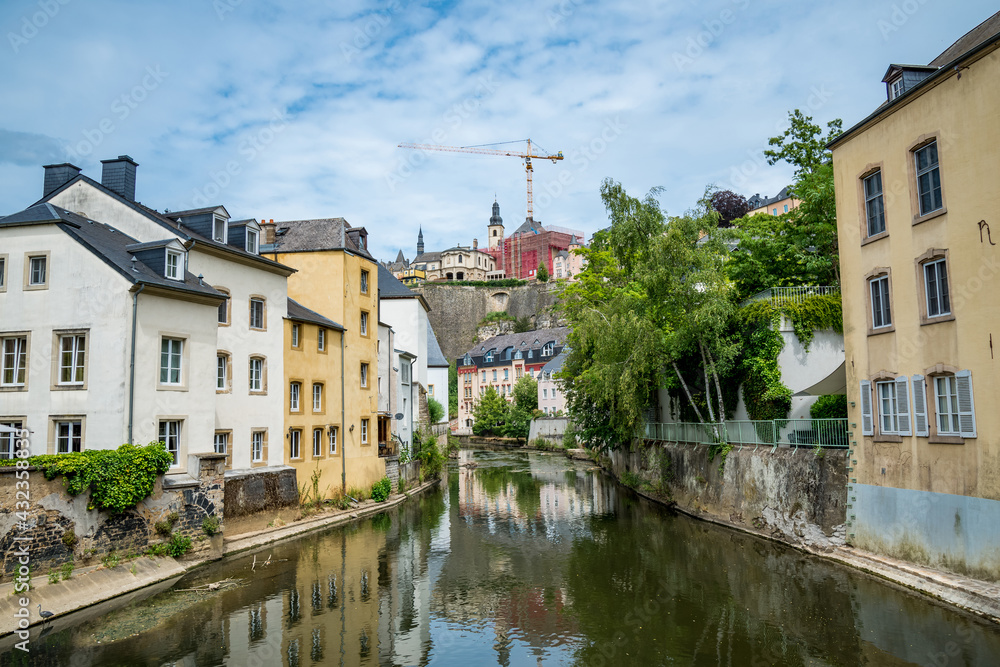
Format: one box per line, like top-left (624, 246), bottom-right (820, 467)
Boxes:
top-left (643, 418), bottom-right (849, 450)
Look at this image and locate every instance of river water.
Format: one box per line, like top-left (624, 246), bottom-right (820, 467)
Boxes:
top-left (3, 450), bottom-right (1000, 666)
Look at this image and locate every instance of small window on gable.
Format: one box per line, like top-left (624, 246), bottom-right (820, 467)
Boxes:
top-left (165, 249), bottom-right (183, 280)
top-left (213, 216), bottom-right (227, 243)
top-left (890, 77), bottom-right (903, 100)
top-left (246, 228), bottom-right (259, 254)
top-left (318, 328), bottom-right (326, 351)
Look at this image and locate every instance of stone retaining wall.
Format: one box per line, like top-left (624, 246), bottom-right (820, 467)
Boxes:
top-left (0, 453), bottom-right (227, 581)
top-left (222, 465), bottom-right (298, 518)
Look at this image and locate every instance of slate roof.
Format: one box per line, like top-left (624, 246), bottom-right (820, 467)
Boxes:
top-left (36, 173), bottom-right (292, 275)
top-left (929, 10), bottom-right (1000, 67)
top-left (512, 219), bottom-right (543, 236)
top-left (748, 186), bottom-right (793, 210)
top-left (463, 327), bottom-right (570, 359)
top-left (1, 203), bottom-right (224, 301)
top-left (164, 206), bottom-right (230, 219)
top-left (426, 321), bottom-right (449, 368)
top-left (268, 217), bottom-right (372, 258)
top-left (541, 349), bottom-right (568, 375)
top-left (414, 251), bottom-right (442, 263)
top-left (286, 298), bottom-right (344, 331)
top-left (377, 264), bottom-right (431, 310)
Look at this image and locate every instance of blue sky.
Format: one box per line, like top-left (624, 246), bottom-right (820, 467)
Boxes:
top-left (1, 0), bottom-right (996, 261)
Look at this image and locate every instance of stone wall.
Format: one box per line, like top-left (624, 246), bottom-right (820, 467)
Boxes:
top-left (0, 453), bottom-right (227, 581)
top-left (413, 282), bottom-right (564, 362)
top-left (528, 417), bottom-right (569, 443)
top-left (222, 465), bottom-right (298, 518)
top-left (608, 442), bottom-right (848, 549)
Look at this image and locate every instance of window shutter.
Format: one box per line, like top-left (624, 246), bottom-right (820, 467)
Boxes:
top-left (895, 376), bottom-right (912, 436)
top-left (911, 374), bottom-right (928, 437)
top-left (956, 370), bottom-right (977, 438)
top-left (860, 380), bottom-right (873, 436)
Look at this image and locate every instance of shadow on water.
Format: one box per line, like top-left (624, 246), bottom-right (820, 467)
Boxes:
top-left (3, 450), bottom-right (999, 666)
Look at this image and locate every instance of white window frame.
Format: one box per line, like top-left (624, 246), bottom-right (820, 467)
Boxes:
top-left (251, 431), bottom-right (264, 462)
top-left (246, 228), bottom-right (259, 254)
top-left (1, 336), bottom-right (27, 387)
top-left (318, 328), bottom-right (326, 351)
top-left (0, 255), bottom-right (6, 291)
top-left (915, 140), bottom-right (943, 216)
top-left (313, 383), bottom-right (323, 412)
top-left (289, 429), bottom-right (301, 459)
top-left (361, 363), bottom-right (369, 388)
top-left (360, 270), bottom-right (369, 294)
top-left (160, 338), bottom-right (183, 385)
top-left (291, 324), bottom-right (300, 348)
top-left (934, 375), bottom-right (960, 436)
top-left (313, 428), bottom-right (323, 457)
top-left (158, 419), bottom-right (181, 467)
top-left (28, 255), bottom-right (47, 286)
top-left (542, 342), bottom-right (555, 357)
top-left (216, 354), bottom-right (228, 391)
top-left (870, 276), bottom-right (891, 329)
top-left (361, 419), bottom-right (369, 444)
top-left (924, 258), bottom-right (950, 318)
top-left (58, 334), bottom-right (86, 386)
top-left (165, 249), bottom-right (182, 281)
top-left (214, 431), bottom-right (228, 455)
top-left (249, 298), bottom-right (265, 330)
top-left (329, 427), bottom-right (338, 455)
top-left (249, 357), bottom-right (264, 392)
top-left (360, 311), bottom-right (368, 336)
top-left (864, 170), bottom-right (885, 237)
top-left (290, 381), bottom-right (301, 412)
top-left (0, 420), bottom-right (23, 459)
top-left (56, 419), bottom-right (83, 454)
top-left (213, 215), bottom-right (227, 243)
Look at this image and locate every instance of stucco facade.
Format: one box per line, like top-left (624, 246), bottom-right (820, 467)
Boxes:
top-left (830, 24), bottom-right (1000, 580)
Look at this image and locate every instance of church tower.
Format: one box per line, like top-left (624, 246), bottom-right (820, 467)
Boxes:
top-left (487, 200), bottom-right (504, 250)
top-left (416, 226), bottom-right (424, 256)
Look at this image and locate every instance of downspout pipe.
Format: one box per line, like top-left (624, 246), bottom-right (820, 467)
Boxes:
top-left (128, 284), bottom-right (146, 444)
top-left (341, 328), bottom-right (346, 495)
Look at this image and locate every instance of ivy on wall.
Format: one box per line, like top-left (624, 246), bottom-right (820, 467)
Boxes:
top-left (2, 442), bottom-right (172, 513)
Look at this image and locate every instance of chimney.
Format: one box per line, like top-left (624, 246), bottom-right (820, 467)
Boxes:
top-left (262, 218), bottom-right (276, 244)
top-left (42, 163), bottom-right (81, 198)
top-left (100, 155), bottom-right (139, 201)
top-left (473, 238), bottom-right (478, 250)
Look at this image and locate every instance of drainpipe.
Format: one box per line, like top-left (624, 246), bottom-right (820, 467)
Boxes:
top-left (127, 284), bottom-right (146, 444)
top-left (340, 328), bottom-right (346, 495)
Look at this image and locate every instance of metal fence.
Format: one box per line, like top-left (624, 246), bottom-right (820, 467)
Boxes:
top-left (742, 285), bottom-right (840, 308)
top-left (642, 418), bottom-right (849, 450)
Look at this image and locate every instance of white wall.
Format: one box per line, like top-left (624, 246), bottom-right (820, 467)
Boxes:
top-left (427, 366), bottom-right (449, 422)
top-left (379, 298), bottom-right (428, 388)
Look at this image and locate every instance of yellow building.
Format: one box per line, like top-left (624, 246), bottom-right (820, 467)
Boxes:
top-left (746, 186), bottom-right (799, 217)
top-left (263, 218), bottom-right (386, 493)
top-left (396, 267), bottom-right (426, 285)
top-left (830, 12), bottom-right (1000, 581)
top-left (283, 299), bottom-right (348, 498)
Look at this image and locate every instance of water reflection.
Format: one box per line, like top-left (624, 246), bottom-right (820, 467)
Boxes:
top-left (4, 450), bottom-right (1000, 667)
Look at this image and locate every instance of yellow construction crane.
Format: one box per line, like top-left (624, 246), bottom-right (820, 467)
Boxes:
top-left (397, 139), bottom-right (564, 221)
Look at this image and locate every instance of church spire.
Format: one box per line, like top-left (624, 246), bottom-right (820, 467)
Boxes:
top-left (416, 226), bottom-right (424, 256)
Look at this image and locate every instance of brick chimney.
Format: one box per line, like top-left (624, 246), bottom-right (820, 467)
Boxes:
top-left (261, 218), bottom-right (276, 244)
top-left (42, 163), bottom-right (81, 198)
top-left (473, 238), bottom-right (478, 250)
top-left (100, 155), bottom-right (139, 201)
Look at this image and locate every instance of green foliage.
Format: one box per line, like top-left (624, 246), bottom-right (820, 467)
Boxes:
top-left (416, 430), bottom-right (445, 478)
top-left (48, 570), bottom-right (60, 584)
top-left (202, 516), bottom-right (221, 536)
top-left (167, 533), bottom-right (192, 557)
top-left (621, 471), bottom-right (641, 488)
top-left (708, 442), bottom-right (734, 473)
top-left (472, 387), bottom-right (509, 436)
top-left (536, 261), bottom-right (549, 282)
top-left (147, 543), bottom-right (168, 557)
top-left (4, 442), bottom-right (173, 513)
top-left (427, 397), bottom-right (445, 424)
top-left (370, 476), bottom-right (392, 502)
top-left (61, 529), bottom-right (76, 548)
top-left (102, 552), bottom-right (120, 569)
top-left (397, 477), bottom-right (408, 494)
top-left (479, 311), bottom-right (516, 324)
top-left (764, 109), bottom-right (843, 177)
top-left (448, 362), bottom-right (458, 419)
top-left (513, 316), bottom-right (532, 333)
top-left (810, 394), bottom-right (848, 419)
top-left (562, 423), bottom-right (580, 449)
top-left (60, 561), bottom-right (74, 580)
top-left (504, 376), bottom-right (538, 440)
top-left (347, 485), bottom-right (370, 501)
top-left (155, 521), bottom-right (173, 537)
top-left (737, 304), bottom-right (792, 422)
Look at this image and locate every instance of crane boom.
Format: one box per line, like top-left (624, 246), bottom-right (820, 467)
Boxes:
top-left (397, 139), bottom-right (564, 221)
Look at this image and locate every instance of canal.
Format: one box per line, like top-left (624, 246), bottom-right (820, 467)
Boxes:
top-left (3, 450), bottom-right (1000, 666)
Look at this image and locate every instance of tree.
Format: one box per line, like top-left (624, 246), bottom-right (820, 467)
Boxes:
top-left (428, 397), bottom-right (445, 423)
top-left (448, 362), bottom-right (458, 419)
top-left (708, 189), bottom-right (749, 227)
top-left (471, 387), bottom-right (508, 436)
top-left (504, 376), bottom-right (538, 441)
top-left (764, 109), bottom-right (843, 177)
top-left (536, 261), bottom-right (549, 282)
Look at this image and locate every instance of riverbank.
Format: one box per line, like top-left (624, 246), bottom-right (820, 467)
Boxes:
top-left (0, 476), bottom-right (442, 636)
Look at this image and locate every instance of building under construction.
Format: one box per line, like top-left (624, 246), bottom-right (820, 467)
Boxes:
top-left (482, 201), bottom-right (583, 280)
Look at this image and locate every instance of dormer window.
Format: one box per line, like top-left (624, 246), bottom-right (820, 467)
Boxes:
top-left (889, 78), bottom-right (903, 100)
top-left (213, 216), bottom-right (227, 243)
top-left (246, 228), bottom-right (259, 254)
top-left (165, 249), bottom-right (183, 280)
top-left (542, 342), bottom-right (555, 357)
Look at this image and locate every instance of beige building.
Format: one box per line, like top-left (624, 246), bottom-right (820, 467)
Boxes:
top-left (830, 12), bottom-right (1000, 581)
top-left (414, 242), bottom-right (496, 282)
top-left (746, 186), bottom-right (799, 217)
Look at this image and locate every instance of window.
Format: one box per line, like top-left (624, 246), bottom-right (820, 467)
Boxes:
top-left (318, 329), bottom-right (326, 351)
top-left (542, 342), bottom-right (555, 357)
top-left (290, 382), bottom-right (301, 412)
top-left (291, 324), bottom-right (300, 348)
top-left (1, 336), bottom-right (27, 387)
top-left (313, 383), bottom-right (323, 412)
top-left (877, 381), bottom-right (899, 434)
top-left (246, 228), bottom-right (259, 254)
top-left (915, 140), bottom-right (943, 215)
top-left (924, 259), bottom-right (950, 318)
top-left (289, 429), bottom-right (301, 459)
top-left (329, 427), bottom-right (338, 455)
top-left (481, 371), bottom-right (486, 382)
top-left (251, 431), bottom-right (264, 462)
top-left (870, 276), bottom-right (891, 329)
top-left (217, 288), bottom-right (230, 325)
top-left (313, 428), bottom-right (323, 457)
top-left (401, 362), bottom-right (410, 384)
top-left (361, 418), bottom-right (369, 444)
top-left (213, 216), bottom-right (227, 242)
top-left (783, 204), bottom-right (789, 213)
top-left (217, 353), bottom-right (229, 391)
top-left (935, 375), bottom-right (959, 435)
top-left (0, 255), bottom-right (6, 291)
top-left (58, 334), bottom-right (86, 385)
top-left (485, 350), bottom-right (494, 362)
top-left (214, 431), bottom-right (228, 455)
top-left (504, 369), bottom-right (509, 380)
top-left (28, 255), bottom-right (47, 286)
top-left (360, 311), bottom-right (368, 336)
top-left (360, 363), bottom-right (369, 388)
top-left (249, 357), bottom-right (264, 392)
top-left (158, 420), bottom-right (181, 467)
top-left (864, 170), bottom-right (885, 236)
top-left (543, 388), bottom-right (548, 398)
top-left (772, 208), bottom-right (778, 216)
top-left (428, 384), bottom-right (434, 396)
top-left (360, 270), bottom-right (369, 294)
top-left (165, 249), bottom-right (182, 280)
top-left (1, 420), bottom-right (22, 459)
top-left (890, 77), bottom-right (903, 100)
top-left (56, 419), bottom-right (83, 454)
top-left (160, 338), bottom-right (183, 385)
top-left (249, 298), bottom-right (265, 330)
top-left (492, 370), bottom-right (497, 381)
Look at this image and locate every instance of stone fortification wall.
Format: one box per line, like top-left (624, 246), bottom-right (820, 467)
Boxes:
top-left (609, 443), bottom-right (847, 549)
top-left (222, 466), bottom-right (298, 518)
top-left (0, 453), bottom-right (226, 580)
top-left (413, 282), bottom-right (564, 362)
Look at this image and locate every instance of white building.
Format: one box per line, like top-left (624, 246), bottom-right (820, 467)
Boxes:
top-left (0, 203), bottom-right (224, 473)
top-left (537, 349), bottom-right (568, 416)
top-left (38, 157), bottom-right (295, 469)
top-left (425, 321), bottom-right (450, 424)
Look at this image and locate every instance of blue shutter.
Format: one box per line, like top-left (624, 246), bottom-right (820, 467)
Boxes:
top-left (860, 380), bottom-right (873, 436)
top-left (956, 370), bottom-right (977, 438)
top-left (911, 374), bottom-right (928, 437)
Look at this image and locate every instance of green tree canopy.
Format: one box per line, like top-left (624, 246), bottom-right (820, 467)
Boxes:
top-left (471, 387), bottom-right (508, 436)
top-left (536, 261), bottom-right (549, 282)
top-left (504, 376), bottom-right (538, 440)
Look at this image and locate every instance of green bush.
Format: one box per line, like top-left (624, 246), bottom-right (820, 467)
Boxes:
top-left (810, 394), bottom-right (848, 419)
top-left (0, 442), bottom-right (172, 513)
top-left (371, 477), bottom-right (392, 503)
top-left (621, 471), bottom-right (641, 488)
top-left (167, 534), bottom-right (192, 557)
top-left (202, 516), bottom-right (221, 536)
top-left (60, 561), bottom-right (74, 580)
top-left (428, 397), bottom-right (445, 424)
top-left (61, 529), bottom-right (77, 548)
top-left (416, 430), bottom-right (445, 478)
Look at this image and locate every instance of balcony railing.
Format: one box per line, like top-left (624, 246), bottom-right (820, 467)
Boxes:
top-left (741, 285), bottom-right (839, 308)
top-left (642, 418), bottom-right (849, 450)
